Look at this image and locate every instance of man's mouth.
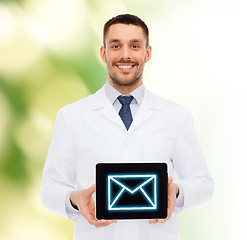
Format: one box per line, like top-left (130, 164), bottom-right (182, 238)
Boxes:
top-left (116, 63), bottom-right (136, 72)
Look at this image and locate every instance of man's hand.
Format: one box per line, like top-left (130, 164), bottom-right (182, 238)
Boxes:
top-left (70, 184), bottom-right (117, 227)
top-left (149, 176), bottom-right (178, 224)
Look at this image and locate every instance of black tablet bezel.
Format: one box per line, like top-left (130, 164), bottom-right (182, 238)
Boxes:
top-left (96, 163), bottom-right (168, 220)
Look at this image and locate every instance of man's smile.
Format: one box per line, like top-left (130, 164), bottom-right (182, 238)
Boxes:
top-left (116, 63), bottom-right (136, 72)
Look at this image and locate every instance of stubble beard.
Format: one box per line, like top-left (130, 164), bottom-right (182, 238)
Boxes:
top-left (108, 62), bottom-right (144, 88)
top-left (108, 71), bottom-right (143, 87)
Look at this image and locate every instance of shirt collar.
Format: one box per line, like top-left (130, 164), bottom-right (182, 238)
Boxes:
top-left (104, 81), bottom-right (145, 106)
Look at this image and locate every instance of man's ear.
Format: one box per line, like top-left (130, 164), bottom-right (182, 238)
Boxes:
top-left (145, 45), bottom-right (152, 63)
top-left (100, 46), bottom-right (107, 63)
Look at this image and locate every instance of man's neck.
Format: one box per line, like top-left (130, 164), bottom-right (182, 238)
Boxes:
top-left (108, 80), bottom-right (143, 95)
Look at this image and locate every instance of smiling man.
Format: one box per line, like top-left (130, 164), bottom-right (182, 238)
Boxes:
top-left (41, 14), bottom-right (214, 240)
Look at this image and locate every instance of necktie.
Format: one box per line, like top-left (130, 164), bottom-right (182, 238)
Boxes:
top-left (117, 95), bottom-right (134, 130)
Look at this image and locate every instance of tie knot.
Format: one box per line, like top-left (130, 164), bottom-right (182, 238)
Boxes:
top-left (117, 95), bottom-right (134, 106)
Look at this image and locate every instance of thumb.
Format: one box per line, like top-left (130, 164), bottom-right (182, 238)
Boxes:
top-left (168, 176), bottom-right (173, 185)
top-left (87, 184), bottom-right (95, 196)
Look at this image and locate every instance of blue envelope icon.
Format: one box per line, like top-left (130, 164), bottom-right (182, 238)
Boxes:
top-left (107, 174), bottom-right (157, 211)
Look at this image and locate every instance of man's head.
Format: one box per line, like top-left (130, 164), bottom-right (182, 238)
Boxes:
top-left (100, 14), bottom-right (151, 94)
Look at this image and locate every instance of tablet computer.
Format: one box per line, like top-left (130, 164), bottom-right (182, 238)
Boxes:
top-left (96, 163), bottom-right (168, 220)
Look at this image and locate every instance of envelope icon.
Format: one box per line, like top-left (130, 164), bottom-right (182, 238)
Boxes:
top-left (107, 174), bottom-right (157, 211)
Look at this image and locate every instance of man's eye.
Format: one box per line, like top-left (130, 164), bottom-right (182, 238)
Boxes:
top-left (112, 45), bottom-right (120, 49)
top-left (132, 45), bottom-right (140, 49)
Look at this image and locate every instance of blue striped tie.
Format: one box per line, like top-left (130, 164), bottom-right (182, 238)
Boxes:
top-left (117, 95), bottom-right (134, 130)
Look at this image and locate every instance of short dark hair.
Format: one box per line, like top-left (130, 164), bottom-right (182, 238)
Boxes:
top-left (103, 14), bottom-right (149, 46)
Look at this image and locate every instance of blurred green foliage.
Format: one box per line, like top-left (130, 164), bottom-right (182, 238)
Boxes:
top-left (0, 0), bottom-right (109, 238)
top-left (0, 76), bottom-right (29, 185)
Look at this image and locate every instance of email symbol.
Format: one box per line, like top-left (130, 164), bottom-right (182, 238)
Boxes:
top-left (107, 174), bottom-right (157, 211)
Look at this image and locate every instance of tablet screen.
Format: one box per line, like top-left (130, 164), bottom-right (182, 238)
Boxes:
top-left (96, 163), bottom-right (168, 220)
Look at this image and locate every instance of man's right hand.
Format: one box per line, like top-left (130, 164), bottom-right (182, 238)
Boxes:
top-left (70, 184), bottom-right (117, 227)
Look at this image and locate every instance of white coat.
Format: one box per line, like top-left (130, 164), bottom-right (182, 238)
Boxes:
top-left (41, 85), bottom-right (214, 240)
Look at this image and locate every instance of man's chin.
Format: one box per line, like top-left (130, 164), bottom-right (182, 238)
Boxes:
top-left (110, 75), bottom-right (141, 87)
top-left (117, 80), bottom-right (136, 86)
top-left (114, 80), bottom-right (139, 87)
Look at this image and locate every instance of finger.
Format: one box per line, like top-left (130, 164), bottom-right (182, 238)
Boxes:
top-left (88, 184), bottom-right (96, 195)
top-left (108, 220), bottom-right (117, 223)
top-left (84, 184), bottom-right (95, 198)
top-left (98, 219), bottom-right (116, 224)
top-left (83, 215), bottom-right (110, 228)
top-left (98, 222), bottom-right (112, 227)
top-left (97, 218), bottom-right (116, 223)
top-left (89, 210), bottom-right (117, 225)
top-left (156, 219), bottom-right (166, 223)
top-left (81, 206), bottom-right (102, 226)
top-left (148, 219), bottom-right (166, 224)
top-left (87, 214), bottom-right (116, 227)
top-left (94, 219), bottom-right (116, 227)
top-left (168, 176), bottom-right (173, 185)
top-left (81, 208), bottom-right (98, 225)
top-left (90, 184), bottom-right (96, 192)
top-left (149, 219), bottom-right (159, 224)
top-left (88, 212), bottom-right (116, 227)
top-left (95, 219), bottom-right (109, 227)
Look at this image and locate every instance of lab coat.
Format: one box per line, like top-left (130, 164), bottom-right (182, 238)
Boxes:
top-left (41, 85), bottom-right (214, 240)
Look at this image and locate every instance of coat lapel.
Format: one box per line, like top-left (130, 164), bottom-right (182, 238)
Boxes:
top-left (126, 93), bottom-right (153, 136)
top-left (89, 86), bottom-right (164, 134)
top-left (90, 86), bottom-right (124, 129)
top-left (100, 101), bottom-right (124, 129)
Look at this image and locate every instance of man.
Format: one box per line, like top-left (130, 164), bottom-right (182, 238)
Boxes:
top-left (41, 14), bottom-right (214, 240)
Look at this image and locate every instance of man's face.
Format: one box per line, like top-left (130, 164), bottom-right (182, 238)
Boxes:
top-left (100, 24), bottom-right (151, 88)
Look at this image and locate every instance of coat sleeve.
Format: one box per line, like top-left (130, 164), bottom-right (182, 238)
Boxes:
top-left (40, 108), bottom-right (81, 221)
top-left (171, 109), bottom-right (214, 213)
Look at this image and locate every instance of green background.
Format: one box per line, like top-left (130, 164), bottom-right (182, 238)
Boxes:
top-left (0, 0), bottom-right (246, 239)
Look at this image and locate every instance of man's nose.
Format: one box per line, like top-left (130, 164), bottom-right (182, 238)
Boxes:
top-left (120, 45), bottom-right (132, 59)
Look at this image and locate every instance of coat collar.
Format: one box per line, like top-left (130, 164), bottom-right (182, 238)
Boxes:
top-left (88, 85), bottom-right (165, 135)
top-left (89, 85), bottom-right (164, 111)
top-left (104, 81), bottom-right (144, 106)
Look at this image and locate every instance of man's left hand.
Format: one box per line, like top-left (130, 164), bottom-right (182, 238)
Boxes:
top-left (149, 176), bottom-right (178, 224)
